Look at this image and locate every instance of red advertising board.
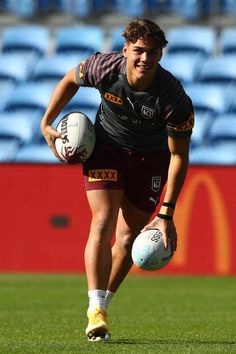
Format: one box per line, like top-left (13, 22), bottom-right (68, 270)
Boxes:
top-left (0, 164), bottom-right (235, 275)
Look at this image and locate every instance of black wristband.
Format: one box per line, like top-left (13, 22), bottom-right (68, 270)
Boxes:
top-left (162, 202), bottom-right (176, 209)
top-left (157, 213), bottom-right (173, 220)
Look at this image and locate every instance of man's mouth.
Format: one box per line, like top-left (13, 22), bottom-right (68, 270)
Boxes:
top-left (137, 64), bottom-right (151, 72)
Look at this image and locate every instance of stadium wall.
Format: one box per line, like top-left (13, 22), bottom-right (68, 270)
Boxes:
top-left (0, 165), bottom-right (235, 275)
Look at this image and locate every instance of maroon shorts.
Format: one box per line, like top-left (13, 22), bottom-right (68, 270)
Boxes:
top-left (83, 139), bottom-right (170, 213)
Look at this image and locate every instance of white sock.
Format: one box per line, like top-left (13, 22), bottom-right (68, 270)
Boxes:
top-left (88, 289), bottom-right (106, 312)
top-left (105, 290), bottom-right (115, 309)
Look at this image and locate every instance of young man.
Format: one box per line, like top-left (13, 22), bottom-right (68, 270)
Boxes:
top-left (41, 18), bottom-right (194, 341)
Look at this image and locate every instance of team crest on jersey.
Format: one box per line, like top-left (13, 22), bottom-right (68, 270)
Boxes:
top-left (151, 176), bottom-right (161, 192)
top-left (104, 92), bottom-right (123, 105)
top-left (79, 60), bottom-right (86, 78)
top-left (174, 113), bottom-right (194, 131)
top-left (88, 169), bottom-right (117, 182)
top-left (141, 105), bottom-right (154, 119)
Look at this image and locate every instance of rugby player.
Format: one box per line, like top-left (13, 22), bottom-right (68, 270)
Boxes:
top-left (41, 18), bottom-right (194, 341)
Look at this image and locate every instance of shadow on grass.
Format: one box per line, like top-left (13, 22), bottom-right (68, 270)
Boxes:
top-left (106, 339), bottom-right (236, 345)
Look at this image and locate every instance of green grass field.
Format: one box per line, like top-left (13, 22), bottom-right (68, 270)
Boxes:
top-left (0, 274), bottom-right (235, 354)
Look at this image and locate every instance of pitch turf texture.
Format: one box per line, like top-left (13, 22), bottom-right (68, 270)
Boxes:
top-left (0, 275), bottom-right (235, 354)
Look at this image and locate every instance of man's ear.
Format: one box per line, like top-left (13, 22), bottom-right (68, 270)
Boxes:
top-left (123, 43), bottom-right (127, 58)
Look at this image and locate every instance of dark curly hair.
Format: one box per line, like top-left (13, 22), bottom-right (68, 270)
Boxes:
top-left (122, 18), bottom-right (168, 49)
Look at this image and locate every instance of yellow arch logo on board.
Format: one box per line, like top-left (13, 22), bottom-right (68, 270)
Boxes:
top-left (174, 172), bottom-right (231, 274)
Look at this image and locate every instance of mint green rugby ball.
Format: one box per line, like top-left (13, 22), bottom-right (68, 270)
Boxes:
top-left (131, 229), bottom-right (173, 271)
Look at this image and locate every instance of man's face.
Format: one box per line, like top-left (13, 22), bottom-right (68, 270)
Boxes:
top-left (123, 38), bottom-right (162, 88)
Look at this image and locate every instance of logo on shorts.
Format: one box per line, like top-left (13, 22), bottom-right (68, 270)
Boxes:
top-left (88, 169), bottom-right (117, 182)
top-left (141, 105), bottom-right (154, 119)
top-left (104, 92), bottom-right (123, 105)
top-left (151, 176), bottom-right (161, 192)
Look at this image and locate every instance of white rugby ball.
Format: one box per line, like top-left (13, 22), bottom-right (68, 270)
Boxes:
top-left (131, 228), bottom-right (173, 271)
top-left (55, 112), bottom-right (96, 164)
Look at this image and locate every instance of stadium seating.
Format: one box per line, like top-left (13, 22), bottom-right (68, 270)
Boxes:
top-left (227, 93), bottom-right (236, 113)
top-left (5, 0), bottom-right (37, 17)
top-left (55, 25), bottom-right (105, 56)
top-left (0, 111), bottom-right (39, 145)
top-left (166, 26), bottom-right (216, 57)
top-left (160, 53), bottom-right (203, 84)
top-left (0, 53), bottom-right (37, 83)
top-left (190, 112), bottom-right (213, 148)
top-left (220, 0), bottom-right (236, 16)
top-left (0, 139), bottom-right (19, 162)
top-left (198, 55), bottom-right (236, 85)
top-left (60, 86), bottom-right (101, 123)
top-left (54, 0), bottom-right (107, 18)
top-left (0, 3), bottom-right (236, 165)
top-left (2, 82), bottom-right (56, 113)
top-left (0, 82), bottom-right (16, 111)
top-left (14, 144), bottom-right (59, 163)
top-left (110, 26), bottom-right (125, 52)
top-left (1, 25), bottom-right (50, 57)
top-left (184, 83), bottom-right (231, 114)
top-left (190, 143), bottom-right (236, 165)
top-left (207, 114), bottom-right (236, 144)
top-left (166, 0), bottom-right (211, 19)
top-left (219, 27), bottom-right (236, 54)
top-left (30, 54), bottom-right (81, 83)
top-left (114, 0), bottom-right (146, 17)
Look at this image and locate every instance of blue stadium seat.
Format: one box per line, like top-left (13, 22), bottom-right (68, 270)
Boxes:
top-left (30, 54), bottom-right (81, 83)
top-left (114, 0), bottom-right (146, 17)
top-left (0, 139), bottom-right (19, 162)
top-left (190, 112), bottom-right (213, 148)
top-left (0, 81), bottom-right (15, 111)
top-left (1, 25), bottom-right (50, 57)
top-left (160, 53), bottom-right (203, 84)
top-left (0, 111), bottom-right (39, 145)
top-left (227, 92), bottom-right (236, 113)
top-left (6, 0), bottom-right (37, 17)
top-left (14, 144), bottom-right (59, 163)
top-left (110, 26), bottom-right (125, 52)
top-left (3, 82), bottom-right (55, 113)
top-left (220, 27), bottom-right (236, 54)
top-left (0, 53), bottom-right (36, 84)
top-left (55, 25), bottom-right (105, 56)
top-left (63, 87), bottom-right (101, 122)
top-left (166, 0), bottom-right (212, 19)
top-left (198, 55), bottom-right (236, 85)
top-left (166, 26), bottom-right (216, 57)
top-left (147, 0), bottom-right (164, 12)
top-left (207, 114), bottom-right (236, 144)
top-left (220, 0), bottom-right (236, 16)
top-left (62, 0), bottom-right (107, 18)
top-left (185, 83), bottom-right (230, 115)
top-left (61, 86), bottom-right (101, 123)
top-left (190, 143), bottom-right (236, 165)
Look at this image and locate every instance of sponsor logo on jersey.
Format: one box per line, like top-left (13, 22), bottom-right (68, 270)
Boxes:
top-left (104, 92), bottom-right (123, 105)
top-left (79, 60), bottom-right (86, 78)
top-left (151, 176), bottom-right (161, 192)
top-left (141, 105), bottom-right (154, 119)
top-left (174, 113), bottom-right (194, 131)
top-left (88, 169), bottom-right (117, 182)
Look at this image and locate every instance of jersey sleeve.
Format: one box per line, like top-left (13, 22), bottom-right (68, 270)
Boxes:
top-left (75, 54), bottom-right (97, 88)
top-left (161, 74), bottom-right (194, 139)
top-left (75, 52), bottom-right (122, 88)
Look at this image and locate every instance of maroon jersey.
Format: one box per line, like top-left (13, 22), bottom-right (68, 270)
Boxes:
top-left (76, 52), bottom-right (194, 152)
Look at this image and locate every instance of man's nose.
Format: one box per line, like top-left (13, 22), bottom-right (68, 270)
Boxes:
top-left (141, 51), bottom-right (149, 61)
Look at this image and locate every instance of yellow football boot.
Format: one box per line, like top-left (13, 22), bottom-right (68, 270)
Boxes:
top-left (85, 307), bottom-right (110, 341)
